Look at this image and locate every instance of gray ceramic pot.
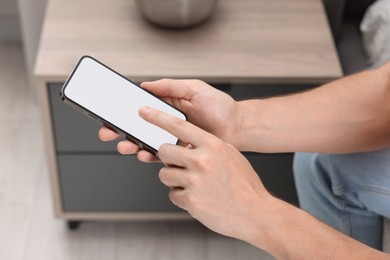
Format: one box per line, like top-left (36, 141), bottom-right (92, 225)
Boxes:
top-left (135, 0), bottom-right (218, 28)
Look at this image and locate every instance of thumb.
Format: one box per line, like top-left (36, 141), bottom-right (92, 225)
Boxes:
top-left (141, 79), bottom-right (200, 100)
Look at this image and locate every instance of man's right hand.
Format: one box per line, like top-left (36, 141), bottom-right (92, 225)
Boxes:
top-left (98, 79), bottom-right (241, 162)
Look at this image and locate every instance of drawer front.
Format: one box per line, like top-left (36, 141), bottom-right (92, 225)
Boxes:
top-left (49, 84), bottom-right (117, 152)
top-left (58, 153), bottom-right (297, 212)
top-left (228, 84), bottom-right (312, 100)
top-left (58, 154), bottom-right (182, 212)
top-left (244, 153), bottom-right (297, 205)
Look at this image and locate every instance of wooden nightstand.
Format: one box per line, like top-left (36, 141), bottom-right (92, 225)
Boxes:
top-left (34, 0), bottom-right (341, 226)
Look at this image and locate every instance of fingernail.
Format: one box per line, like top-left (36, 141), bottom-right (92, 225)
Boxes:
top-left (139, 106), bottom-right (150, 118)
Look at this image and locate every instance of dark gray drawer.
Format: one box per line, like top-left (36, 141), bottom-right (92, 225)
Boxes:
top-left (228, 84), bottom-right (312, 100)
top-left (49, 84), bottom-right (117, 152)
top-left (58, 154), bottom-right (182, 212)
top-left (244, 152), bottom-right (297, 205)
top-left (58, 153), bottom-right (297, 212)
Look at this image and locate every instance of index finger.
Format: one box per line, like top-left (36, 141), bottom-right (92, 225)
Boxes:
top-left (139, 106), bottom-right (213, 147)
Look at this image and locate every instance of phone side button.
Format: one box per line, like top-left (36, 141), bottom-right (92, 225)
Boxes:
top-left (88, 113), bottom-right (99, 120)
top-left (103, 123), bottom-right (118, 134)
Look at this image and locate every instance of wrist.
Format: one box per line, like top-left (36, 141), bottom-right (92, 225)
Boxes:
top-left (243, 196), bottom-right (299, 260)
top-left (240, 195), bottom-right (305, 259)
top-left (234, 101), bottom-right (245, 151)
top-left (236, 100), bottom-right (266, 151)
top-left (235, 193), bottom-right (280, 252)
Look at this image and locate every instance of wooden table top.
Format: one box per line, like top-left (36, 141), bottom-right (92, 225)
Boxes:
top-left (35, 0), bottom-right (342, 84)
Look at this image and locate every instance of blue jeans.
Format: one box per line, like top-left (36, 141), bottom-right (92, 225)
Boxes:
top-left (293, 149), bottom-right (390, 250)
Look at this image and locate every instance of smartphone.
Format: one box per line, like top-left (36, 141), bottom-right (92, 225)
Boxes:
top-left (60, 56), bottom-right (187, 157)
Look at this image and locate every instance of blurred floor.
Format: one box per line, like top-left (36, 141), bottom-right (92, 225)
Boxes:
top-left (0, 43), bottom-right (273, 260)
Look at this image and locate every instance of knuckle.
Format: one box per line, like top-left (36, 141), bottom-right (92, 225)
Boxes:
top-left (191, 139), bottom-right (225, 168)
top-left (186, 174), bottom-right (200, 187)
top-left (161, 78), bottom-right (172, 83)
top-left (209, 140), bottom-right (220, 150)
top-left (170, 116), bottom-right (186, 131)
top-left (205, 137), bottom-right (222, 149)
top-left (185, 193), bottom-right (198, 209)
top-left (226, 143), bottom-right (235, 149)
top-left (153, 108), bottom-right (163, 118)
top-left (193, 153), bottom-right (211, 170)
top-left (204, 138), bottom-right (225, 156)
top-left (225, 143), bottom-right (237, 153)
top-left (186, 153), bottom-right (197, 164)
top-left (192, 79), bottom-right (204, 86)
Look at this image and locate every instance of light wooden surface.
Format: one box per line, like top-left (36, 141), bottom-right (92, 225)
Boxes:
top-left (35, 0), bottom-right (342, 84)
top-left (0, 43), bottom-right (274, 260)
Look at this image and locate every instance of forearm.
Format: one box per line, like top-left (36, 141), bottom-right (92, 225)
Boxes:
top-left (236, 62), bottom-right (390, 153)
top-left (243, 197), bottom-right (387, 260)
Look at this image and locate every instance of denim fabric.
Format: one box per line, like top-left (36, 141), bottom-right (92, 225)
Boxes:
top-left (293, 149), bottom-right (390, 250)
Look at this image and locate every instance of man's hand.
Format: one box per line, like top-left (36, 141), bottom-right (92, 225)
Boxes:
top-left (138, 105), bottom-right (270, 240)
top-left (98, 79), bottom-right (241, 162)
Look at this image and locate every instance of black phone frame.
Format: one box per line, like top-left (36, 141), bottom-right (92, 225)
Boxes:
top-left (60, 55), bottom-right (187, 157)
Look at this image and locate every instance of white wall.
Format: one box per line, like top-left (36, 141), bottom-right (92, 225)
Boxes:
top-left (17, 0), bottom-right (47, 89)
top-left (0, 0), bottom-right (47, 89)
top-left (0, 0), bottom-right (21, 42)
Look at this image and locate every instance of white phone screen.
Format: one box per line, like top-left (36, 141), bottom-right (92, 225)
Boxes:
top-left (62, 56), bottom-right (186, 152)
